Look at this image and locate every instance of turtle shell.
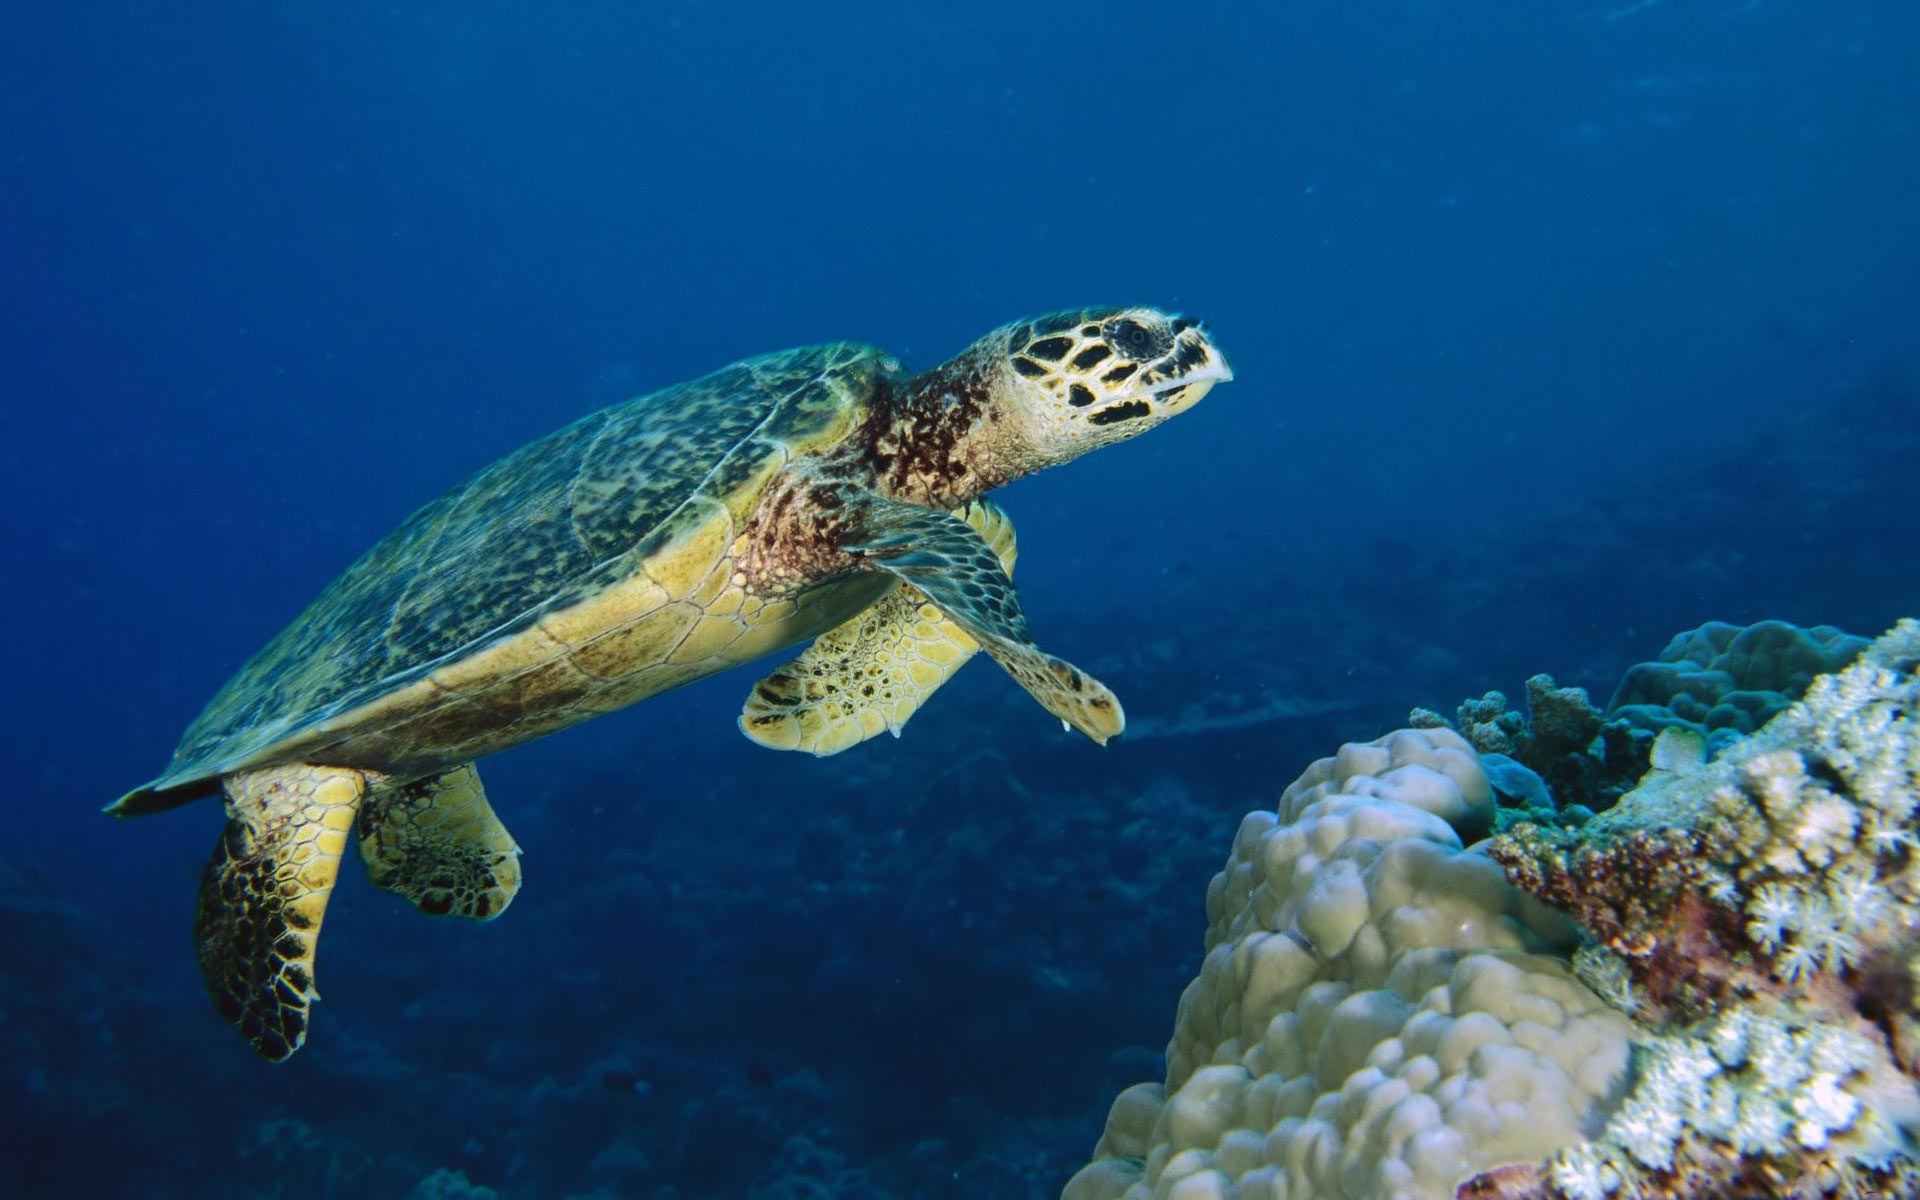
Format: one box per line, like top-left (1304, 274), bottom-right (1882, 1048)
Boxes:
top-left (127, 342), bottom-right (896, 807)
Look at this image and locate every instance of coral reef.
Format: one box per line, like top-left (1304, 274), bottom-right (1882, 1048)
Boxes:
top-left (1488, 619), bottom-right (1920, 1197)
top-left (1422, 621), bottom-right (1872, 833)
top-left (1063, 729), bottom-right (1636, 1200)
top-left (1068, 621), bottom-right (1920, 1200)
top-left (1418, 675), bottom-right (1648, 824)
top-left (14, 369), bottom-right (1917, 1196)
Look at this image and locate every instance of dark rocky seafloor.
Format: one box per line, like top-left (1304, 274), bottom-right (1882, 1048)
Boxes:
top-left (6, 368), bottom-right (1916, 1198)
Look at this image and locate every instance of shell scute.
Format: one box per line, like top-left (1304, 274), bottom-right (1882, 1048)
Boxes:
top-left (638, 500), bottom-right (737, 600)
top-left (535, 566), bottom-right (670, 649)
top-left (669, 614), bottom-right (750, 666)
top-left (565, 599), bottom-right (704, 681)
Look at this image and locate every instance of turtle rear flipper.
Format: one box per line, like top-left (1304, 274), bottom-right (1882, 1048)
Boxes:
top-left (195, 765), bottom-right (369, 1062)
top-left (740, 501), bottom-right (1018, 755)
top-left (848, 493), bottom-right (1125, 746)
top-left (358, 764), bottom-right (521, 920)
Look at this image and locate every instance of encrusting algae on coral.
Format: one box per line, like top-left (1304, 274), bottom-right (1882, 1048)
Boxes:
top-left (1499, 619), bottom-right (1920, 1199)
top-left (1067, 620), bottom-right (1920, 1200)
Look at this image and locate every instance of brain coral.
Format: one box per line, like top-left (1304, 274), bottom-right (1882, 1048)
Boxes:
top-left (1063, 728), bottom-right (1637, 1200)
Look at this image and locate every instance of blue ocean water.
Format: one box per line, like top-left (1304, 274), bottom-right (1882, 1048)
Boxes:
top-left (3, 3), bottom-right (1917, 1196)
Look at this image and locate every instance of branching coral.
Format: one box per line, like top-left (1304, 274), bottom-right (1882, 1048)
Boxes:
top-left (1548, 1003), bottom-right (1913, 1199)
top-left (1422, 677), bottom-right (1647, 823)
top-left (1447, 692), bottom-right (1529, 759)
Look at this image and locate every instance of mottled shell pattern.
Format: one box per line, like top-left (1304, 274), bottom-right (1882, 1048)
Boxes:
top-left (143, 343), bottom-right (896, 797)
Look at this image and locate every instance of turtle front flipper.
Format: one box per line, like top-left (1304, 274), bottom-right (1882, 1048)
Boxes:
top-left (844, 492), bottom-right (1125, 745)
top-left (358, 764), bottom-right (522, 920)
top-left (196, 764), bottom-right (371, 1061)
top-left (741, 501), bottom-right (1018, 755)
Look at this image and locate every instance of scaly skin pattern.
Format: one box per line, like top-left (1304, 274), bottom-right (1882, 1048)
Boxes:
top-left (357, 764), bottom-right (521, 920)
top-left (829, 309), bottom-right (1217, 509)
top-left (847, 493), bottom-right (1126, 744)
top-left (195, 765), bottom-right (369, 1062)
top-left (739, 500), bottom-right (1018, 755)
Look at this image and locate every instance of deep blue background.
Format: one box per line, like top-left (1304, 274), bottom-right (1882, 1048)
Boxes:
top-left (4, 3), bottom-right (1918, 1197)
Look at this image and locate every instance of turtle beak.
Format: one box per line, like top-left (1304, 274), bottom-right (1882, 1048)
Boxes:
top-left (1184, 331), bottom-right (1232, 389)
top-left (1209, 346), bottom-right (1233, 384)
top-left (1185, 321), bottom-right (1232, 384)
top-left (1138, 322), bottom-right (1231, 411)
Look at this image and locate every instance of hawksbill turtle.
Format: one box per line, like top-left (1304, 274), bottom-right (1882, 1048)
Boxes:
top-left (110, 307), bottom-right (1231, 1060)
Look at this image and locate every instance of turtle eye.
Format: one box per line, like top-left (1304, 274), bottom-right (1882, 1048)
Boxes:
top-left (1107, 318), bottom-right (1155, 358)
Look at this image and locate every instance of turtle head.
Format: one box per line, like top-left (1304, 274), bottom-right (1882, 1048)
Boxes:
top-left (991, 306), bottom-right (1231, 467)
top-left (868, 306), bottom-right (1229, 507)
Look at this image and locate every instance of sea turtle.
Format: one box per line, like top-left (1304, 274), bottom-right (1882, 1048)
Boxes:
top-left (110, 307), bottom-right (1231, 1060)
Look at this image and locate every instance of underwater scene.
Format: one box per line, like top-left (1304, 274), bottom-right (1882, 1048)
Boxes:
top-left (5, 3), bottom-right (1920, 1198)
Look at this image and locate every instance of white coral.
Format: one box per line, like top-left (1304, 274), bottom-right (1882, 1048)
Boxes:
top-left (1573, 1007), bottom-right (1893, 1185)
top-left (1805, 1025), bottom-right (1877, 1076)
top-left (1796, 895), bottom-right (1862, 973)
top-left (1745, 1014), bottom-right (1809, 1092)
top-left (1730, 1090), bottom-right (1791, 1154)
top-left (1706, 1009), bottom-right (1751, 1068)
top-left (1745, 749), bottom-right (1810, 820)
top-left (1550, 1144), bottom-right (1620, 1200)
top-left (1612, 1096), bottom-right (1682, 1170)
top-left (1694, 1077), bottom-right (1740, 1140)
top-left (1745, 883), bottom-right (1800, 950)
top-left (1793, 792), bottom-right (1860, 867)
top-left (1794, 1072), bottom-right (1861, 1148)
top-left (1864, 815), bottom-right (1918, 857)
top-left (1773, 621), bottom-right (1920, 824)
top-left (1774, 937), bottom-right (1825, 984)
top-left (1825, 867), bottom-right (1891, 934)
top-left (1749, 869), bottom-right (1880, 982)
